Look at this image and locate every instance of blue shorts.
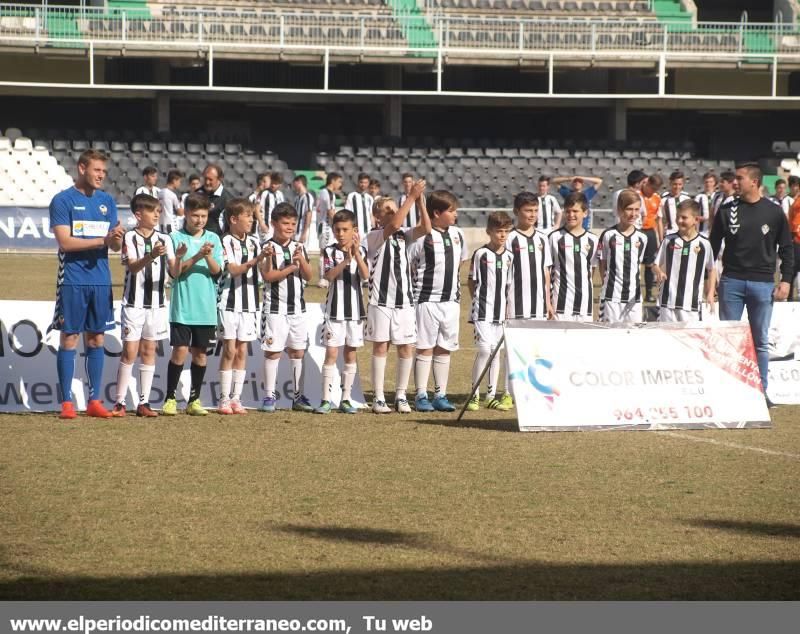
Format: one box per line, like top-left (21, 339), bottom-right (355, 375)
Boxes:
top-left (51, 285), bottom-right (115, 334)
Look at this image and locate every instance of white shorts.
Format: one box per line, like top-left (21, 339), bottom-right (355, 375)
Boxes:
top-left (416, 302), bottom-right (460, 351)
top-left (555, 312), bottom-right (593, 323)
top-left (365, 305), bottom-right (416, 345)
top-left (120, 305), bottom-right (168, 342)
top-left (658, 307), bottom-right (701, 323)
top-left (600, 300), bottom-right (643, 324)
top-left (473, 321), bottom-right (504, 349)
top-left (261, 312), bottom-right (309, 352)
top-left (322, 319), bottom-right (364, 348)
top-left (218, 310), bottom-right (258, 341)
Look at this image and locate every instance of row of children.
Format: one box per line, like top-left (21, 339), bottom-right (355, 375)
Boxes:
top-left (111, 175), bottom-right (712, 418)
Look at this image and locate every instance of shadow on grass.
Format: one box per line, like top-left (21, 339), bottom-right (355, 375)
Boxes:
top-left (274, 524), bottom-right (515, 564)
top-left (1, 560), bottom-right (799, 600)
top-left (687, 519), bottom-right (800, 538)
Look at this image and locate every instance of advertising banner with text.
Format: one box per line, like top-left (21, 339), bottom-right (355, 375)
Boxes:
top-left (0, 301), bottom-right (363, 412)
top-left (505, 320), bottom-right (771, 431)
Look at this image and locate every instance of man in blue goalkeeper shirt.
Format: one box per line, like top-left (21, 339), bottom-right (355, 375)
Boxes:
top-left (50, 149), bottom-right (125, 419)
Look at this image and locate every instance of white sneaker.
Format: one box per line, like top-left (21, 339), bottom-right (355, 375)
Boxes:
top-left (395, 398), bottom-right (411, 414)
top-left (372, 400), bottom-right (392, 414)
top-left (317, 279), bottom-right (329, 288)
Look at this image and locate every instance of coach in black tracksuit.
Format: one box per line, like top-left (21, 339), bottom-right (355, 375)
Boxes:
top-left (709, 163), bottom-right (793, 402)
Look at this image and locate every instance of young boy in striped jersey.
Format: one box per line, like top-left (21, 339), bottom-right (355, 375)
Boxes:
top-left (408, 191), bottom-right (469, 412)
top-left (496, 192), bottom-right (554, 409)
top-left (292, 174), bottom-right (315, 247)
top-left (345, 172), bottom-right (374, 238)
top-left (316, 172), bottom-right (343, 288)
top-left (597, 189), bottom-right (648, 324)
top-left (112, 194), bottom-right (182, 417)
top-left (549, 192), bottom-right (599, 322)
top-left (507, 192), bottom-right (554, 322)
top-left (316, 210), bottom-right (369, 414)
top-left (695, 172), bottom-right (718, 236)
top-left (535, 175), bottom-right (562, 233)
top-left (217, 199), bottom-right (268, 415)
top-left (365, 180), bottom-right (429, 414)
top-left (654, 199), bottom-right (716, 322)
top-left (163, 193), bottom-right (224, 416)
top-left (660, 170), bottom-right (693, 235)
top-left (259, 202), bottom-right (313, 413)
top-left (466, 211), bottom-right (514, 412)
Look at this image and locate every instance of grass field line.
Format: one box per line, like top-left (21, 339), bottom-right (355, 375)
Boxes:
top-left (662, 430), bottom-right (800, 460)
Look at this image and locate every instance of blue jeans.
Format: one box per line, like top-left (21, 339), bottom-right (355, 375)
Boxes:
top-left (718, 276), bottom-right (774, 392)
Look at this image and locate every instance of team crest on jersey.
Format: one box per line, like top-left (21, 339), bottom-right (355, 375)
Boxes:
top-left (694, 246), bottom-right (702, 253)
top-left (266, 337), bottom-right (274, 345)
top-left (453, 235), bottom-right (461, 245)
top-left (761, 224), bottom-right (770, 235)
top-left (124, 326), bottom-right (131, 336)
top-left (99, 204), bottom-right (108, 216)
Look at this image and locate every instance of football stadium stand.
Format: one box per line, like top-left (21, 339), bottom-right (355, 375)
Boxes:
top-left (1, 125), bottom-right (746, 232)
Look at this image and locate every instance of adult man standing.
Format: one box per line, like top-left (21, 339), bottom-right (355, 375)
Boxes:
top-left (198, 163), bottom-right (234, 235)
top-left (710, 163), bottom-right (794, 406)
top-left (50, 149), bottom-right (125, 419)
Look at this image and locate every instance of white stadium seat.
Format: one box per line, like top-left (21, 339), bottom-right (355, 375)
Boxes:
top-left (13, 137), bottom-right (33, 151)
top-left (0, 137), bottom-right (11, 151)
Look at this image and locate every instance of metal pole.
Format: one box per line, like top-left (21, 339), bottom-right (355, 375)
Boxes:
top-left (122, 10), bottom-right (126, 43)
top-left (437, 43), bottom-right (442, 92)
top-left (89, 40), bottom-right (94, 85)
top-left (456, 334), bottom-right (505, 422)
top-left (658, 53), bottom-right (665, 95)
top-left (548, 52), bottom-right (553, 95)
top-left (323, 47), bottom-right (329, 90)
top-left (772, 54), bottom-right (778, 97)
top-left (208, 44), bottom-right (213, 87)
top-left (280, 14), bottom-right (285, 47)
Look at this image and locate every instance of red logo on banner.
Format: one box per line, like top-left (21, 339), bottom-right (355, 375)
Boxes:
top-left (678, 326), bottom-right (762, 391)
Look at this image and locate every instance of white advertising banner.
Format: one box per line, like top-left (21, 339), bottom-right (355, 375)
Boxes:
top-left (505, 320), bottom-right (771, 431)
top-left (0, 301), bottom-right (363, 412)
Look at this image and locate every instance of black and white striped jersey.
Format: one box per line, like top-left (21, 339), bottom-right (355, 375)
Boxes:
top-left (694, 192), bottom-right (715, 233)
top-left (506, 228), bottom-right (552, 319)
top-left (549, 228), bottom-right (599, 318)
top-left (537, 194), bottom-right (562, 232)
top-left (408, 226), bottom-right (469, 304)
top-left (398, 193), bottom-right (425, 229)
top-left (121, 229), bottom-right (174, 309)
top-left (323, 244), bottom-right (367, 321)
top-left (294, 191), bottom-right (315, 241)
top-left (345, 191), bottom-right (374, 237)
top-left (261, 238), bottom-right (307, 315)
top-left (656, 233), bottom-right (714, 311)
top-left (469, 246), bottom-right (513, 324)
top-left (660, 192), bottom-right (693, 233)
top-left (218, 233), bottom-right (261, 313)
top-left (365, 227), bottom-right (415, 309)
top-left (317, 188), bottom-right (337, 229)
top-left (597, 226), bottom-right (647, 303)
top-left (769, 195), bottom-right (793, 216)
top-left (712, 192), bottom-right (736, 217)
